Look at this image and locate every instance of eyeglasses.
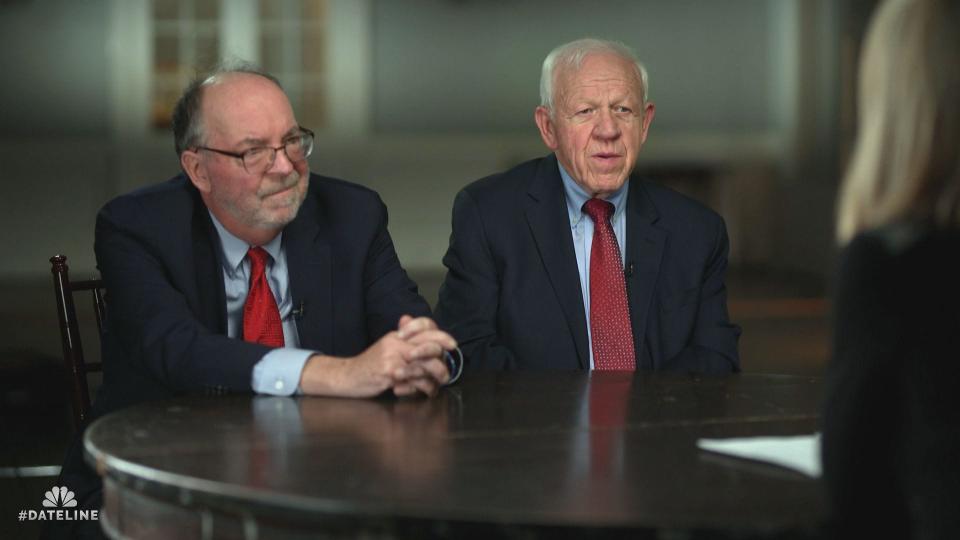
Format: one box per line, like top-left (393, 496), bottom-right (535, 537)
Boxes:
top-left (195, 127), bottom-right (314, 175)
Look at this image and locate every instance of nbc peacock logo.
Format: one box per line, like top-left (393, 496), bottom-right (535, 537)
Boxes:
top-left (42, 486), bottom-right (78, 508)
top-left (16, 484), bottom-right (97, 522)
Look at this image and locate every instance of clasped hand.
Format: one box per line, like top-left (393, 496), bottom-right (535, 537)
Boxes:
top-left (300, 315), bottom-right (457, 398)
top-left (384, 314), bottom-right (458, 397)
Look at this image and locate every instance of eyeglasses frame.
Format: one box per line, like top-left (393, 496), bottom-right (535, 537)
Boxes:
top-left (193, 127), bottom-right (315, 174)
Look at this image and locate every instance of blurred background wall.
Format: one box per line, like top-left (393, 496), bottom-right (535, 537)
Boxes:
top-left (1, 0), bottom-right (877, 280)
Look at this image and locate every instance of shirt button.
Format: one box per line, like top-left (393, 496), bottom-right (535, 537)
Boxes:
top-left (274, 380), bottom-right (285, 391)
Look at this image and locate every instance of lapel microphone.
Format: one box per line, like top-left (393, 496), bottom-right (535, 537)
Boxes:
top-left (292, 301), bottom-right (306, 319)
top-left (624, 262), bottom-right (635, 278)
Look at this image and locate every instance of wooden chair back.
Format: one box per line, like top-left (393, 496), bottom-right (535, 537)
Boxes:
top-left (49, 254), bottom-right (105, 429)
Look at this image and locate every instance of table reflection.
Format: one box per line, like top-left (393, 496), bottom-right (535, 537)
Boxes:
top-left (251, 393), bottom-right (455, 494)
top-left (87, 372), bottom-right (823, 538)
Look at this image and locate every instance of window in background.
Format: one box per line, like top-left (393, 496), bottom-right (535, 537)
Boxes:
top-left (151, 0), bottom-right (221, 129)
top-left (148, 0), bottom-right (328, 131)
top-left (258, 0), bottom-right (328, 130)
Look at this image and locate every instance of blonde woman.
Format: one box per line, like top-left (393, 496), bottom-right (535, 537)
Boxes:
top-left (822, 0), bottom-right (960, 538)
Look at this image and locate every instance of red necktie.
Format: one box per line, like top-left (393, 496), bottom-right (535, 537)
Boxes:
top-left (242, 247), bottom-right (285, 347)
top-left (583, 198), bottom-right (635, 370)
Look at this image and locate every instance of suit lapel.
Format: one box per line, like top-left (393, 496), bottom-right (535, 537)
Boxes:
top-left (190, 185), bottom-right (227, 334)
top-left (524, 156), bottom-right (590, 368)
top-left (283, 188), bottom-right (333, 352)
top-left (624, 180), bottom-right (666, 370)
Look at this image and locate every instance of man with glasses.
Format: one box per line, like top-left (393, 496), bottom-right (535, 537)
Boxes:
top-left (93, 64), bottom-right (459, 404)
top-left (50, 65), bottom-right (458, 537)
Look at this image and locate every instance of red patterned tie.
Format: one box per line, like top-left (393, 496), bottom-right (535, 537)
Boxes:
top-left (242, 247), bottom-right (285, 347)
top-left (583, 198), bottom-right (635, 370)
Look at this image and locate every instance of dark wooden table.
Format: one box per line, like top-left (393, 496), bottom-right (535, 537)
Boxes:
top-left (85, 372), bottom-right (824, 539)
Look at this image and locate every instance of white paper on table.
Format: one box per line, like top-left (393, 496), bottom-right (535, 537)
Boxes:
top-left (696, 433), bottom-right (822, 477)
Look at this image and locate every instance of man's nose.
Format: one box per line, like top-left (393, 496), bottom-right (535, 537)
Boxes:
top-left (593, 109), bottom-right (620, 139)
top-left (268, 147), bottom-right (295, 175)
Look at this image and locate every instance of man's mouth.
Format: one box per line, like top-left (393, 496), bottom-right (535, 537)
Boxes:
top-left (261, 175), bottom-right (300, 198)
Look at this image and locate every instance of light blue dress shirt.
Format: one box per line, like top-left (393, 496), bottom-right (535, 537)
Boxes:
top-left (558, 162), bottom-right (629, 370)
top-left (209, 214), bottom-right (314, 396)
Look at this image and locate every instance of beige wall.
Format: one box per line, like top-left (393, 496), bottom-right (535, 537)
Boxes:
top-left (1, 0), bottom-right (846, 280)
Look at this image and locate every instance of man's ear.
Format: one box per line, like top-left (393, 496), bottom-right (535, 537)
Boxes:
top-left (180, 150), bottom-right (211, 193)
top-left (639, 102), bottom-right (656, 145)
top-left (534, 106), bottom-right (559, 150)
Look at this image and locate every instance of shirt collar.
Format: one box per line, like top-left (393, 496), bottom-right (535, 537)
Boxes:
top-left (208, 211), bottom-right (284, 276)
top-left (558, 160), bottom-right (629, 227)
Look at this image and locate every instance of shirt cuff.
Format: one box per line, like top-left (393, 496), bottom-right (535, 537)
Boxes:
top-left (251, 348), bottom-right (314, 396)
top-left (444, 347), bottom-right (464, 385)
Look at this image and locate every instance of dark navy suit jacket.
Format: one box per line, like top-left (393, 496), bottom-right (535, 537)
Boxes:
top-left (90, 173), bottom-right (430, 414)
top-left (435, 155), bottom-right (740, 373)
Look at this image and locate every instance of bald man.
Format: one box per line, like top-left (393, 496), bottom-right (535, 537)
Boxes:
top-left (50, 64), bottom-right (458, 538)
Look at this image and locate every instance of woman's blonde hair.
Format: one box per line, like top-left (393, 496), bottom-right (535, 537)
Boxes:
top-left (837, 0), bottom-right (960, 244)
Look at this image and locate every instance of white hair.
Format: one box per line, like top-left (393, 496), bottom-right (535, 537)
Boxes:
top-left (539, 38), bottom-right (650, 112)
